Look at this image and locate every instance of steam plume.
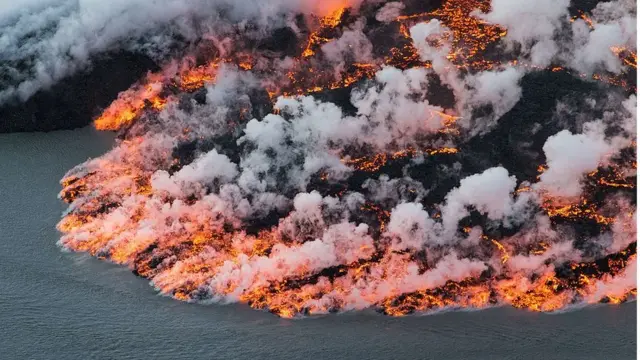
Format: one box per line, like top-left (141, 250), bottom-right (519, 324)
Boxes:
top-left (47, 0), bottom-right (637, 317)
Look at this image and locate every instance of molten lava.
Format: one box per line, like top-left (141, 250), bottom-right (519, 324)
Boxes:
top-left (59, 0), bottom-right (637, 318)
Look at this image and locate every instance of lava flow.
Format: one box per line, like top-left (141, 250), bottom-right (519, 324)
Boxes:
top-left (57, 0), bottom-right (636, 318)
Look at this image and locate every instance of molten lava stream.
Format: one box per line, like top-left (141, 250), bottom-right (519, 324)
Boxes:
top-left (93, 59), bottom-right (222, 131)
top-left (55, 0), bottom-right (637, 318)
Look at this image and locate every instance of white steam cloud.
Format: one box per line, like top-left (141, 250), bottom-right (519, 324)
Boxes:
top-left (51, 0), bottom-right (637, 317)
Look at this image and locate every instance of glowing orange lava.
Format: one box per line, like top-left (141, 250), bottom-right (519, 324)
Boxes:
top-left (64, 0), bottom-right (638, 318)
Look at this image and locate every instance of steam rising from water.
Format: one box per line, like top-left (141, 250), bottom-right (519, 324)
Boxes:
top-left (31, 0), bottom-right (639, 317)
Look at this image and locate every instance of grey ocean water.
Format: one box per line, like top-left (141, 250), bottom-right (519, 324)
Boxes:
top-left (0, 127), bottom-right (636, 360)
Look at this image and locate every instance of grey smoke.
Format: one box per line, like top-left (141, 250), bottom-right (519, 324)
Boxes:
top-left (0, 0), bottom-right (363, 105)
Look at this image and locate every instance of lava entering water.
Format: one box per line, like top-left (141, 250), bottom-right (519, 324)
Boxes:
top-left (56, 0), bottom-right (636, 318)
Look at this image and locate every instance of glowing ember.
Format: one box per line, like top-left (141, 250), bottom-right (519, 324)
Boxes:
top-left (610, 46), bottom-right (638, 69)
top-left (392, 0), bottom-right (506, 70)
top-left (178, 61), bottom-right (220, 91)
top-left (302, 7), bottom-right (347, 58)
top-left (94, 78), bottom-right (165, 131)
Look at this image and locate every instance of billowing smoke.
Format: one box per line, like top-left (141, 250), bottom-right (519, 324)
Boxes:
top-left (43, 0), bottom-right (638, 317)
top-left (478, 0), bottom-right (637, 73)
top-left (0, 0), bottom-right (362, 104)
top-left (539, 125), bottom-right (610, 197)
